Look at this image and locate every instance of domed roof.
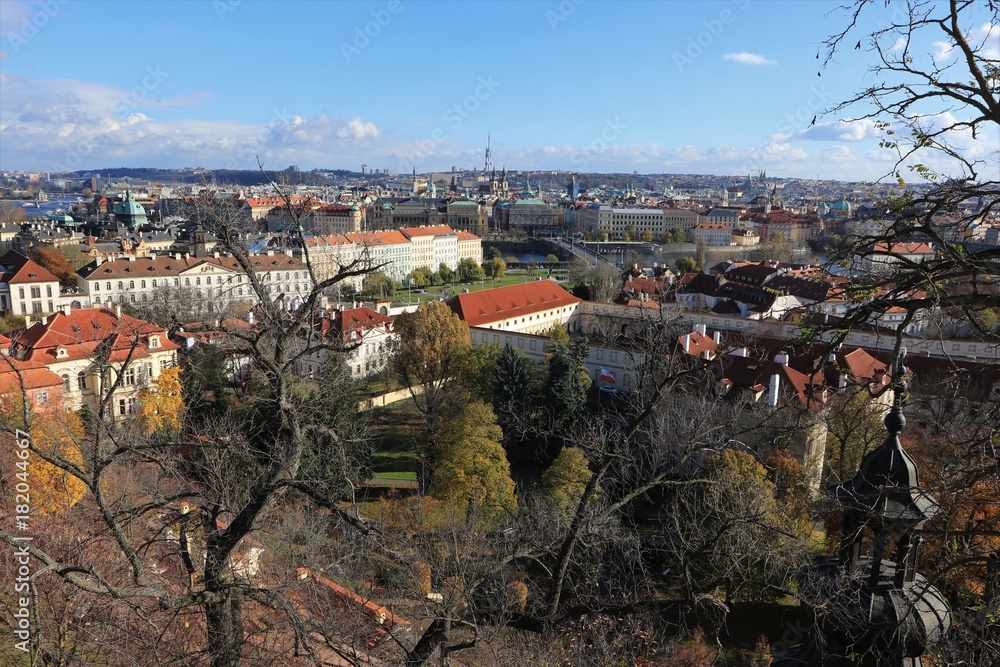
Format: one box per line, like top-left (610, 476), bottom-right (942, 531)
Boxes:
top-left (830, 198), bottom-right (852, 211)
top-left (114, 189), bottom-right (147, 217)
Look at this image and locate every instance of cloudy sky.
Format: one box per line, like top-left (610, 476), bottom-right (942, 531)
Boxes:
top-left (0, 0), bottom-right (996, 181)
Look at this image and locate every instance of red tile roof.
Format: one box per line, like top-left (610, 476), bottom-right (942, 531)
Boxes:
top-left (870, 242), bottom-right (935, 254)
top-left (456, 231), bottom-right (481, 241)
top-left (447, 280), bottom-right (581, 327)
top-left (13, 307), bottom-right (177, 364)
top-left (399, 225), bottom-right (456, 238)
top-left (316, 307), bottom-right (393, 342)
top-left (0, 250), bottom-right (59, 284)
top-left (0, 358), bottom-right (64, 393)
top-left (346, 230), bottom-right (410, 246)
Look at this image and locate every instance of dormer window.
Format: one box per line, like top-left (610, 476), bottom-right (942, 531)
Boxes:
top-left (56, 346), bottom-right (68, 359)
top-left (149, 336), bottom-right (160, 348)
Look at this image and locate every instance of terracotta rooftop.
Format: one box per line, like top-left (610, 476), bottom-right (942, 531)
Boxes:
top-left (447, 280), bottom-right (581, 327)
top-left (399, 225), bottom-right (456, 238)
top-left (0, 250), bottom-right (59, 284)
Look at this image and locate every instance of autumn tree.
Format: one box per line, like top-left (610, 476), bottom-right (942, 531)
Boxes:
top-left (431, 401), bottom-right (517, 520)
top-left (0, 402), bottom-right (86, 516)
top-left (30, 247), bottom-right (77, 287)
top-left (542, 446), bottom-right (592, 516)
top-left (393, 299), bottom-right (471, 421)
top-left (138, 366), bottom-right (185, 436)
top-left (485, 256), bottom-right (506, 280)
top-left (0, 170), bottom-right (385, 667)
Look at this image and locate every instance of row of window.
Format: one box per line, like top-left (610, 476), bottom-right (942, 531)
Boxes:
top-left (18, 286), bottom-right (54, 299)
top-left (59, 359), bottom-right (173, 394)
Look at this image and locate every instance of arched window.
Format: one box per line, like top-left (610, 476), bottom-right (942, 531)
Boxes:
top-left (129, 280), bottom-right (135, 289)
top-left (61, 374), bottom-right (70, 392)
top-left (94, 283), bottom-right (100, 291)
top-left (141, 280), bottom-right (146, 288)
top-left (77, 371), bottom-right (87, 391)
top-left (118, 281), bottom-right (124, 290)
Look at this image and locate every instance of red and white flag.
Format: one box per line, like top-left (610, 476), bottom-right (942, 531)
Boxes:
top-left (600, 368), bottom-right (616, 384)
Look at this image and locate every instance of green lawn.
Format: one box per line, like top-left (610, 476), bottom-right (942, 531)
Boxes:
top-left (371, 471), bottom-right (417, 481)
top-left (389, 270), bottom-right (571, 304)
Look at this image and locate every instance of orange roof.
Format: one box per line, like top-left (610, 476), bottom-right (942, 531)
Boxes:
top-left (871, 242), bottom-right (934, 254)
top-left (456, 231), bottom-right (481, 241)
top-left (399, 225), bottom-right (455, 238)
top-left (345, 230), bottom-right (409, 246)
top-left (0, 358), bottom-right (64, 393)
top-left (13, 307), bottom-right (177, 364)
top-left (447, 280), bottom-right (581, 327)
top-left (304, 234), bottom-right (353, 248)
top-left (0, 250), bottom-right (59, 284)
top-left (316, 307), bottom-right (393, 342)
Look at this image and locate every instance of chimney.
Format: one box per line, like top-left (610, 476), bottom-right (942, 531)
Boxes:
top-left (713, 331), bottom-right (721, 345)
top-left (61, 304), bottom-right (71, 315)
top-left (115, 304), bottom-right (121, 318)
top-left (768, 373), bottom-right (781, 407)
top-left (95, 256), bottom-right (103, 266)
top-left (732, 347), bottom-right (747, 357)
top-left (40, 315), bottom-right (47, 326)
top-left (682, 334), bottom-right (690, 353)
top-left (775, 351), bottom-right (789, 365)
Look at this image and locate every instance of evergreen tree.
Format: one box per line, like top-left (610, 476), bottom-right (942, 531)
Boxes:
top-left (492, 343), bottom-right (535, 420)
top-left (544, 339), bottom-right (591, 429)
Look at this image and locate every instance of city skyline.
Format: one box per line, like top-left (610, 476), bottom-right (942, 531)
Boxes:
top-left (1, 0), bottom-right (996, 180)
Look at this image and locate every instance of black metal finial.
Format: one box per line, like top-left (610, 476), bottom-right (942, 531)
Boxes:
top-left (885, 348), bottom-right (907, 434)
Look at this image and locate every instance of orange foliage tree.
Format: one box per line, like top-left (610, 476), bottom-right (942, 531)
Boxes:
top-left (138, 367), bottom-right (185, 435)
top-left (0, 401), bottom-right (86, 515)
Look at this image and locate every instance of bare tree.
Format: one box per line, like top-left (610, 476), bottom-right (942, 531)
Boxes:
top-left (0, 168), bottom-right (389, 667)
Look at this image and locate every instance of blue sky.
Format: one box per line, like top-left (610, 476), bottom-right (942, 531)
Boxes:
top-left (1, 0), bottom-right (996, 180)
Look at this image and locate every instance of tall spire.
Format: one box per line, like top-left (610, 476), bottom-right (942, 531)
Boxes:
top-left (484, 130), bottom-right (493, 174)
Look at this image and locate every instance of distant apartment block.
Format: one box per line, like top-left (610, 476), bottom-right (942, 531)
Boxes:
top-left (690, 223), bottom-right (734, 246)
top-left (77, 251), bottom-right (314, 312)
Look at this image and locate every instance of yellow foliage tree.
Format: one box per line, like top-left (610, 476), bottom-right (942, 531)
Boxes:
top-left (431, 401), bottom-right (517, 520)
top-left (1, 399), bottom-right (86, 516)
top-left (29, 410), bottom-right (87, 514)
top-left (542, 446), bottom-right (592, 515)
top-left (138, 367), bottom-right (185, 435)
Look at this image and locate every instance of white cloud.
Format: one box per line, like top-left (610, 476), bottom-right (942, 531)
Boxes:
top-left (0, 73), bottom-right (386, 171)
top-left (796, 119), bottom-right (881, 142)
top-left (721, 52), bottom-right (776, 66)
top-left (932, 40), bottom-right (955, 61)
